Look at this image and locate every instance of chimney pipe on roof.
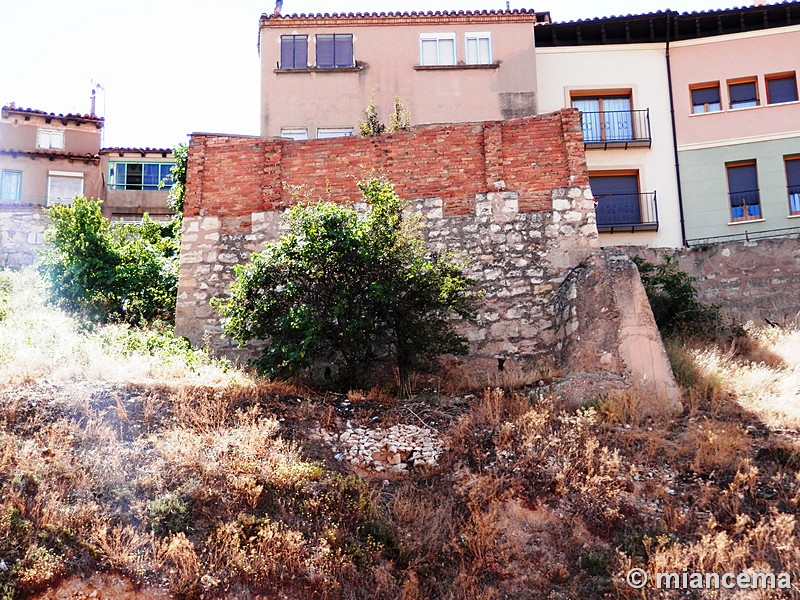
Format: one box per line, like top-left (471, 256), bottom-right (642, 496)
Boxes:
top-left (506, 1), bottom-right (510, 9)
top-left (274, 0), bottom-right (283, 16)
top-left (90, 89), bottom-right (96, 116)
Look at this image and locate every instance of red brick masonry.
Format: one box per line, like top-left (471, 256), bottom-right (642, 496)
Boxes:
top-left (184, 109), bottom-right (588, 221)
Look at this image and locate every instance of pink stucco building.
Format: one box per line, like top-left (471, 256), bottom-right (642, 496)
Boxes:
top-left (258, 9), bottom-right (550, 140)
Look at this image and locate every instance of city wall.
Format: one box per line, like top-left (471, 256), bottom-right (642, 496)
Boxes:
top-left (175, 109), bottom-right (680, 411)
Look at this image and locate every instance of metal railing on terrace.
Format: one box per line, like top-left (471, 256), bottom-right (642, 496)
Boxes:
top-left (595, 191), bottom-right (658, 233)
top-left (728, 190), bottom-right (762, 222)
top-left (686, 225), bottom-right (800, 248)
top-left (788, 184), bottom-right (800, 215)
top-left (579, 109), bottom-right (652, 149)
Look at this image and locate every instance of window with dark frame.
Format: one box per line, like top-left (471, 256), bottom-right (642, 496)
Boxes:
top-left (785, 157), bottom-right (800, 215)
top-left (728, 79), bottom-right (759, 109)
top-left (589, 173), bottom-right (642, 227)
top-left (280, 35), bottom-right (308, 69)
top-left (767, 73), bottom-right (798, 105)
top-left (726, 161), bottom-right (761, 222)
top-left (690, 84), bottom-right (721, 114)
top-left (316, 34), bottom-right (353, 68)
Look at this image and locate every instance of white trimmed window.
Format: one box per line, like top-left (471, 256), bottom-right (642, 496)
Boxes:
top-left (280, 128), bottom-right (309, 141)
top-left (37, 129), bottom-right (65, 150)
top-left (317, 128), bottom-right (354, 139)
top-left (465, 32), bottom-right (492, 65)
top-left (1, 170), bottom-right (22, 201)
top-left (47, 171), bottom-right (84, 206)
top-left (419, 33), bottom-right (456, 66)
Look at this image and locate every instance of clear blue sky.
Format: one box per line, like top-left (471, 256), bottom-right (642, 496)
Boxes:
top-left (0, 1), bottom-right (735, 149)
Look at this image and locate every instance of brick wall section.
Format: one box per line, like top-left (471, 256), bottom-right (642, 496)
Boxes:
top-left (177, 109), bottom-right (601, 370)
top-left (185, 109), bottom-right (587, 219)
top-left (634, 239), bottom-right (800, 325)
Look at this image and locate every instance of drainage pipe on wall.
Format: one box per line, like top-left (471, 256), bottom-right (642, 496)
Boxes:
top-left (665, 10), bottom-right (688, 247)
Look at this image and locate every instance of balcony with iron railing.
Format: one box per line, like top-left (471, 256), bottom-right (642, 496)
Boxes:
top-left (729, 190), bottom-right (762, 222)
top-left (579, 109), bottom-right (652, 150)
top-left (595, 191), bottom-right (658, 233)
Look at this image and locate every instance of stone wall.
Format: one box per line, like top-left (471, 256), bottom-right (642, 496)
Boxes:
top-left (0, 207), bottom-right (47, 268)
top-left (175, 109), bottom-right (681, 411)
top-left (634, 238), bottom-right (800, 325)
top-left (177, 110), bottom-right (598, 364)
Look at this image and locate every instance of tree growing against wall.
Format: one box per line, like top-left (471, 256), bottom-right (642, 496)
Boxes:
top-left (39, 197), bottom-right (179, 325)
top-left (165, 143), bottom-right (188, 216)
top-left (357, 96), bottom-right (386, 138)
top-left (388, 96), bottom-right (411, 132)
top-left (633, 255), bottom-right (720, 338)
top-left (358, 95), bottom-right (412, 137)
top-left (215, 177), bottom-right (477, 390)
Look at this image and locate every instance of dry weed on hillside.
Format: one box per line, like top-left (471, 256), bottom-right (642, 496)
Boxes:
top-left (0, 269), bottom-right (798, 599)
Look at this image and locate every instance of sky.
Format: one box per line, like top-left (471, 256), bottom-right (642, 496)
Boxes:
top-left (0, 0), bottom-right (740, 149)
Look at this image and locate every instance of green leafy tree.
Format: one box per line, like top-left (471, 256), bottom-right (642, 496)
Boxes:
top-left (165, 143), bottom-right (188, 215)
top-left (39, 197), bottom-right (178, 325)
top-left (216, 178), bottom-right (477, 389)
top-left (633, 255), bottom-right (720, 338)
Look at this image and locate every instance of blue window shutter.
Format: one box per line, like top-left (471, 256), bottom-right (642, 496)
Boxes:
top-left (316, 35), bottom-right (334, 67)
top-left (729, 82), bottom-right (757, 104)
top-left (692, 86), bottom-right (719, 106)
top-left (768, 76), bottom-right (798, 103)
top-left (334, 34), bottom-right (353, 67)
top-left (281, 35), bottom-right (306, 68)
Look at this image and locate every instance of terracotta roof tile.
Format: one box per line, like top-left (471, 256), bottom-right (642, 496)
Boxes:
top-left (100, 147), bottom-right (175, 156)
top-left (261, 8), bottom-right (549, 26)
top-left (1, 105), bottom-right (104, 125)
top-left (0, 147), bottom-right (100, 161)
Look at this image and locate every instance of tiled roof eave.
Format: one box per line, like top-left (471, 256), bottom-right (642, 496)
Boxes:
top-left (100, 147), bottom-right (175, 156)
top-left (1, 106), bottom-right (104, 126)
top-left (0, 148), bottom-right (101, 162)
top-left (260, 9), bottom-right (548, 28)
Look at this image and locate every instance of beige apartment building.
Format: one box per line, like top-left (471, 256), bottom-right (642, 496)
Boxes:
top-left (259, 8), bottom-right (550, 140)
top-left (0, 104), bottom-right (173, 221)
top-left (0, 104), bottom-right (105, 207)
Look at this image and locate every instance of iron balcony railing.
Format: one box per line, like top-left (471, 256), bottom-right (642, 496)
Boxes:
top-left (686, 225), bottom-right (800, 247)
top-left (595, 191), bottom-right (658, 233)
top-left (728, 189), bottom-right (762, 222)
top-left (579, 109), bottom-right (652, 149)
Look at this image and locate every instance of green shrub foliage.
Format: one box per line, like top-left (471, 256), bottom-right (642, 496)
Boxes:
top-left (633, 255), bottom-right (720, 338)
top-left (216, 178), bottom-right (477, 388)
top-left (39, 197), bottom-right (178, 325)
top-left (0, 274), bottom-right (11, 321)
top-left (165, 143), bottom-right (188, 215)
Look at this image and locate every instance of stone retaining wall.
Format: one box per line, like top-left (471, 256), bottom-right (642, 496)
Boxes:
top-left (175, 109), bottom-right (681, 411)
top-left (176, 110), bottom-right (600, 368)
top-left (0, 208), bottom-right (47, 268)
top-left (634, 238), bottom-right (800, 325)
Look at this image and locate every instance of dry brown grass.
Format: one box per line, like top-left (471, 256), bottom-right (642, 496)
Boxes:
top-left (2, 270), bottom-right (800, 599)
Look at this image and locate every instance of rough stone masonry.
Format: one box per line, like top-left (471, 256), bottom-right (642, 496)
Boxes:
top-left (175, 109), bottom-right (680, 413)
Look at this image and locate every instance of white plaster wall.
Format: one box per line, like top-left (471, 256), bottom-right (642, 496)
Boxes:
top-left (536, 44), bottom-right (683, 248)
